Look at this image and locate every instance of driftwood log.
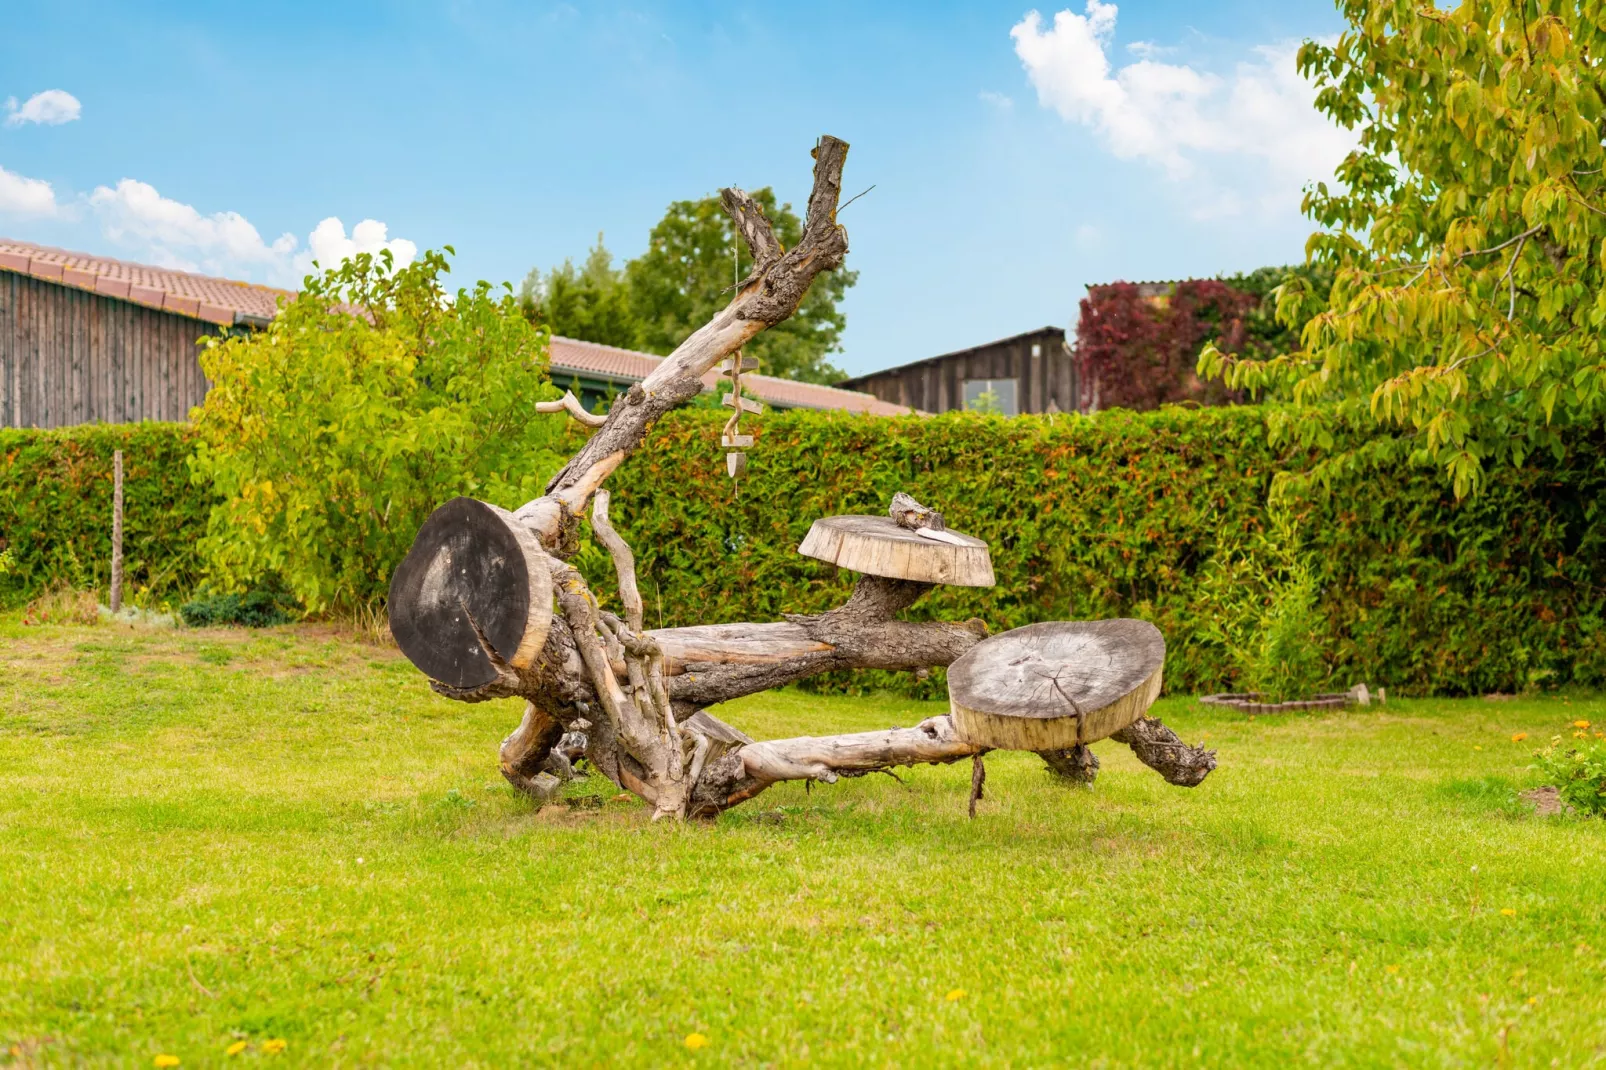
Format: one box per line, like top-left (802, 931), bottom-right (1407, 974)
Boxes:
top-left (388, 134), bottom-right (1216, 820)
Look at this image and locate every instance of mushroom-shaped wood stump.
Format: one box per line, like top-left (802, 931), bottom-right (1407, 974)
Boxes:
top-left (797, 509), bottom-right (995, 587)
top-left (948, 619), bottom-right (1165, 750)
top-left (948, 619), bottom-right (1216, 791)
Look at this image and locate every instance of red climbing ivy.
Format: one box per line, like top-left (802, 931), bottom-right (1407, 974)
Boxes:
top-left (1075, 279), bottom-right (1260, 411)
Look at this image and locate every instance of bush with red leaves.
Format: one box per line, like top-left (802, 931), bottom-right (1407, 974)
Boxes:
top-left (1075, 279), bottom-right (1261, 412)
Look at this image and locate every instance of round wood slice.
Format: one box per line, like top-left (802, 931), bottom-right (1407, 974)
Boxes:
top-left (947, 620), bottom-right (1165, 750)
top-left (797, 515), bottom-right (994, 586)
top-left (388, 497), bottom-right (552, 689)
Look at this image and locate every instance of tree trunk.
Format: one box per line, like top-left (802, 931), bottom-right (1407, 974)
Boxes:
top-left (388, 134), bottom-right (1219, 820)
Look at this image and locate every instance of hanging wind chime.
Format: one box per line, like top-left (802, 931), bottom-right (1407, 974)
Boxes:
top-left (719, 213), bottom-right (762, 492)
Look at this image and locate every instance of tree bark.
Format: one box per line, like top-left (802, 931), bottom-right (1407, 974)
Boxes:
top-left (1109, 718), bottom-right (1217, 786)
top-left (390, 134), bottom-right (1220, 819)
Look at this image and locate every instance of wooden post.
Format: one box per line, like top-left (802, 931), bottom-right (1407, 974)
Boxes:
top-left (110, 449), bottom-right (123, 615)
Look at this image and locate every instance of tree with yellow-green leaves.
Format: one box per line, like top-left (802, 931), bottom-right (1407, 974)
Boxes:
top-left (1200, 0), bottom-right (1606, 495)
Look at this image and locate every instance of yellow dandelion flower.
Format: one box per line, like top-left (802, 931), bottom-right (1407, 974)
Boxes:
top-left (262, 1039), bottom-right (287, 1055)
top-left (1511, 732), bottom-right (1527, 742)
top-left (226, 1041), bottom-right (248, 1056)
top-left (945, 988), bottom-right (966, 1001)
top-left (1474, 745), bottom-right (1483, 751)
top-left (153, 1058), bottom-right (180, 1069)
top-left (1575, 720), bottom-right (1592, 729)
top-left (1526, 996), bottom-right (1538, 1005)
top-left (684, 1033), bottom-right (709, 1050)
top-left (1384, 965), bottom-right (1400, 974)
top-left (1501, 908), bottom-right (1517, 917)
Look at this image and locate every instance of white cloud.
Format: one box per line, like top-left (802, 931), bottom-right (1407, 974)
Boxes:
top-left (5, 90), bottom-right (82, 127)
top-left (1125, 41), bottom-right (1175, 60)
top-left (295, 217), bottom-right (417, 276)
top-left (979, 89), bottom-right (1015, 111)
top-left (1011, 4), bottom-right (1355, 213)
top-left (0, 163), bottom-right (59, 217)
top-left (85, 178), bottom-right (414, 285)
top-left (90, 178), bottom-right (297, 276)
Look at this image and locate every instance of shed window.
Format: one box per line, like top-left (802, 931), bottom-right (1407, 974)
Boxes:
top-left (963, 377), bottom-right (1019, 415)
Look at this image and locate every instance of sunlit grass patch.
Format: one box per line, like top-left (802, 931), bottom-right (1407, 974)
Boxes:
top-left (0, 620), bottom-right (1602, 1066)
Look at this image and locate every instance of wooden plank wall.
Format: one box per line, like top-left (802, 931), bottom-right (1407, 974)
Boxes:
top-left (0, 271), bottom-right (221, 428)
top-left (845, 329), bottom-right (1077, 415)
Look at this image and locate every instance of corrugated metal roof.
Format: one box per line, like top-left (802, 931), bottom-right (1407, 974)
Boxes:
top-left (0, 238), bottom-right (290, 325)
top-left (837, 325), bottom-right (1066, 387)
top-left (0, 236), bottom-right (910, 416)
top-left (549, 335), bottom-right (913, 416)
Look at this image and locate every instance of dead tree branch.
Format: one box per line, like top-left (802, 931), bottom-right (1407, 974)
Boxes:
top-left (535, 390), bottom-right (608, 428)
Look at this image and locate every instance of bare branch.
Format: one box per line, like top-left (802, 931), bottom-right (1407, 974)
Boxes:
top-left (719, 187), bottom-right (784, 288)
top-left (590, 490), bottom-right (644, 632)
top-left (535, 390), bottom-right (607, 428)
top-left (525, 135), bottom-right (853, 552)
top-left (737, 715), bottom-right (981, 788)
top-left (1109, 717), bottom-right (1216, 786)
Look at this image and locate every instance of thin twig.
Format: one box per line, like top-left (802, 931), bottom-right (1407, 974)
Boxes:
top-left (1498, 234), bottom-right (1527, 320)
top-left (836, 183), bottom-right (876, 214)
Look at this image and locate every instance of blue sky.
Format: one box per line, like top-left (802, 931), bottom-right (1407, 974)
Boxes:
top-left (1, 0), bottom-right (1351, 377)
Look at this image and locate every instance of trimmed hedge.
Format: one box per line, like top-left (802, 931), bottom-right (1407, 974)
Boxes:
top-left (3, 409), bottom-right (1602, 695)
top-left (0, 423), bottom-right (213, 609)
top-left (605, 408), bottom-right (1606, 696)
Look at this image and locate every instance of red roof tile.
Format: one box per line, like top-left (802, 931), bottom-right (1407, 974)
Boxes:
top-left (1, 237), bottom-right (911, 415)
top-left (547, 336), bottom-right (912, 416)
top-left (0, 237), bottom-right (291, 324)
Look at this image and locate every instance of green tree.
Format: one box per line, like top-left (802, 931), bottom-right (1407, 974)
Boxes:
top-left (1200, 0), bottom-right (1606, 495)
top-left (625, 189), bottom-right (857, 384)
top-left (519, 234), bottom-right (644, 351)
top-left (191, 249), bottom-right (566, 618)
top-left (1215, 263), bottom-right (1334, 361)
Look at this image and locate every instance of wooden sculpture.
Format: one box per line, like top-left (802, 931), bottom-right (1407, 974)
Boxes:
top-left (387, 135), bottom-right (1216, 820)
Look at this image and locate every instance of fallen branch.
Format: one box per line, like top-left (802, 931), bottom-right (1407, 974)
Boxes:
top-left (534, 390), bottom-right (608, 428)
top-left (388, 136), bottom-right (1220, 822)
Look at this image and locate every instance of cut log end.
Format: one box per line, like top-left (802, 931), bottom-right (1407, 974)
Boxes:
top-left (947, 620), bottom-right (1165, 751)
top-left (798, 514), bottom-right (994, 587)
top-left (388, 497), bottom-right (553, 690)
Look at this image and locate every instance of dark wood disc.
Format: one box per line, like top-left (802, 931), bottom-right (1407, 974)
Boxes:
top-left (388, 497), bottom-right (552, 689)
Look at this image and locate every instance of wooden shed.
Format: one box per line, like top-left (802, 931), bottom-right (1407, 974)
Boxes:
top-left (1, 239), bottom-right (909, 429)
top-left (0, 240), bottom-right (286, 429)
top-left (836, 326), bottom-right (1075, 415)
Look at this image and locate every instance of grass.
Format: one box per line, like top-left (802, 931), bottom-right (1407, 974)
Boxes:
top-left (1, 618), bottom-right (1604, 1068)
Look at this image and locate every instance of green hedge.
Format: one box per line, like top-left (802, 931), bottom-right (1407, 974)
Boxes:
top-left (0, 423), bottom-right (214, 609)
top-left (603, 408), bottom-right (1606, 696)
top-left (3, 409), bottom-right (1602, 696)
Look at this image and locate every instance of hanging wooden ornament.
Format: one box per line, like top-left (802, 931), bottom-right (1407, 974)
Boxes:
top-left (719, 350), bottom-right (761, 490)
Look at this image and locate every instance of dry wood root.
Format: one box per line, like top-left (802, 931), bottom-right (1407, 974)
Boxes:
top-left (1039, 744), bottom-right (1100, 784)
top-left (1109, 717), bottom-right (1217, 786)
top-left (395, 133), bottom-right (1219, 820)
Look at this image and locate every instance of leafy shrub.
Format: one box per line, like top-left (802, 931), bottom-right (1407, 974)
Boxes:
top-left (179, 590), bottom-right (294, 629)
top-left (189, 248), bottom-right (567, 618)
top-left (7, 407), bottom-right (1605, 696)
top-left (0, 423), bottom-right (213, 609)
top-left (1533, 726), bottom-right (1606, 817)
top-left (1195, 501), bottom-right (1329, 701)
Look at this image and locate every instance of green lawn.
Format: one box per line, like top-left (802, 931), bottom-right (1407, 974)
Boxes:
top-left (1, 619), bottom-right (1604, 1068)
